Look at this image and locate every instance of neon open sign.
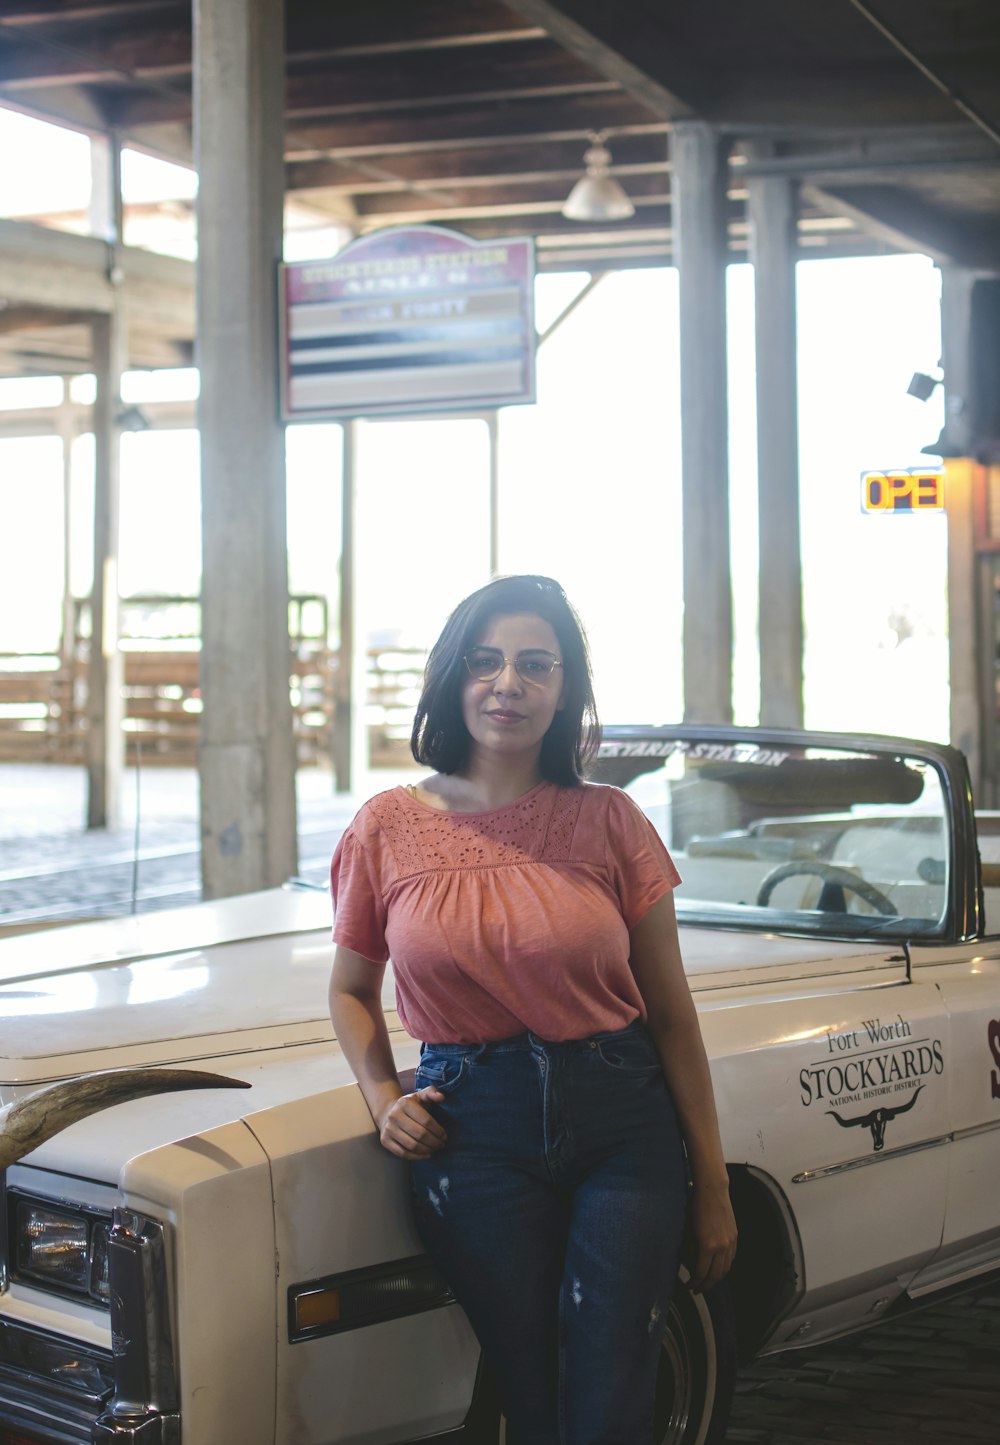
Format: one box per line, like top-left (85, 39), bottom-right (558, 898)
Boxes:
top-left (861, 470), bottom-right (945, 513)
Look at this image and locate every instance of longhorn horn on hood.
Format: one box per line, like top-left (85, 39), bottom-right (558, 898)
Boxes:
top-left (0, 1067), bottom-right (251, 1171)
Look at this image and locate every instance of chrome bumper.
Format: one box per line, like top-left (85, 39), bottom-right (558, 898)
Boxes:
top-left (92, 1210), bottom-right (180, 1444)
top-left (0, 1320), bottom-right (113, 1445)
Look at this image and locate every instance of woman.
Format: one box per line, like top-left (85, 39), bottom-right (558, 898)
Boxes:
top-left (329, 574), bottom-right (736, 1445)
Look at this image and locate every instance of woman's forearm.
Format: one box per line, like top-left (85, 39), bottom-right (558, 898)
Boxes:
top-left (628, 895), bottom-right (730, 1190)
top-left (328, 982), bottom-right (404, 1131)
top-left (649, 1012), bottom-right (729, 1189)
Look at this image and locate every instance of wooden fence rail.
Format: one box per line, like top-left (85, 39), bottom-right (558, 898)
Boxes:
top-left (0, 597), bottom-right (428, 769)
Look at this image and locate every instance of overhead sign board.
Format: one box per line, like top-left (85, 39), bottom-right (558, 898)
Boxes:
top-left (861, 469), bottom-right (945, 514)
top-left (280, 226), bottom-right (536, 421)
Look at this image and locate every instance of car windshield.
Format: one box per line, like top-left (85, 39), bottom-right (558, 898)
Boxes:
top-left (597, 738), bottom-right (949, 939)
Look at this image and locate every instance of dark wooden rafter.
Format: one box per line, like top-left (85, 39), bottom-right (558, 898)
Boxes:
top-left (0, 2), bottom-right (176, 24)
top-left (285, 94), bottom-right (664, 163)
top-left (803, 180), bottom-right (1000, 270)
top-left (0, 0), bottom-right (998, 377)
top-left (99, 38), bottom-right (619, 127)
top-left (286, 133), bottom-right (670, 195)
top-left (350, 171), bottom-right (673, 221)
top-left (0, 303), bottom-right (90, 333)
top-left (0, 1), bottom-right (544, 89)
top-left (505, 0), bottom-right (697, 118)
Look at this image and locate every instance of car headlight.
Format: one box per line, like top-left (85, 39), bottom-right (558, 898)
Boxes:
top-left (12, 1196), bottom-right (112, 1304)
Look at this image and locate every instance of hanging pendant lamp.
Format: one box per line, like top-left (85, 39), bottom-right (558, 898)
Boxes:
top-left (561, 134), bottom-right (635, 222)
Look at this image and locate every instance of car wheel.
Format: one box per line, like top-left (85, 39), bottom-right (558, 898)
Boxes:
top-left (487, 1272), bottom-right (736, 1445)
top-left (653, 1271), bottom-right (736, 1445)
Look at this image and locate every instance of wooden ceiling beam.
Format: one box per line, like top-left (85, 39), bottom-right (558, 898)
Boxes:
top-left (0, 304), bottom-right (90, 334)
top-left (348, 192), bottom-right (767, 234)
top-left (285, 94), bottom-right (663, 161)
top-left (108, 77), bottom-right (624, 129)
top-left (505, 0), bottom-right (698, 118)
top-left (284, 1), bottom-right (542, 49)
top-left (287, 38), bottom-right (614, 115)
top-left (803, 180), bottom-right (1000, 269)
top-left (0, 3), bottom-right (549, 89)
top-left (0, 2), bottom-right (177, 25)
top-left (441, 203), bottom-right (672, 237)
top-left (286, 134), bottom-right (669, 192)
top-left (699, 65), bottom-right (977, 130)
top-left (352, 171), bottom-right (672, 218)
top-left (0, 19), bottom-right (190, 89)
top-left (286, 80), bottom-right (621, 126)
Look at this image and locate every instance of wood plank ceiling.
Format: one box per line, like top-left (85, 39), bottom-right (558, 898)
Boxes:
top-left (0, 0), bottom-right (998, 375)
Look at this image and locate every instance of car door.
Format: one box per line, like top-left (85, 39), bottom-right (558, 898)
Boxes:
top-left (696, 964), bottom-right (953, 1348)
top-left (904, 937), bottom-right (1000, 1296)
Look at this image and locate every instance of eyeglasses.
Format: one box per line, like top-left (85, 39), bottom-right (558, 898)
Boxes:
top-left (463, 648), bottom-right (563, 685)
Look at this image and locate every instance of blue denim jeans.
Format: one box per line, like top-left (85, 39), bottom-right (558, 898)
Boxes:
top-left (410, 1020), bottom-right (688, 1445)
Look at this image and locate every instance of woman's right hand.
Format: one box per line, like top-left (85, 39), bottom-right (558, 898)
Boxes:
top-left (377, 1087), bottom-right (448, 1159)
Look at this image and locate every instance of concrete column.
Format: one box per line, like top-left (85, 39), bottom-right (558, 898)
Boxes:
top-left (671, 122), bottom-right (733, 723)
top-left (86, 311), bottom-right (126, 829)
top-left (195, 0), bottom-right (297, 896)
top-left (746, 144), bottom-right (804, 727)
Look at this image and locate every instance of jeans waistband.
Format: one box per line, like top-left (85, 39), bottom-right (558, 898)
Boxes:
top-left (420, 1017), bottom-right (646, 1058)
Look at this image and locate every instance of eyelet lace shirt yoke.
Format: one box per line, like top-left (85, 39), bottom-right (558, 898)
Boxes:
top-left (330, 781), bottom-right (680, 1043)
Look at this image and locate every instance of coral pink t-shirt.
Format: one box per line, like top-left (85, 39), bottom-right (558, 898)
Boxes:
top-left (330, 780), bottom-right (680, 1044)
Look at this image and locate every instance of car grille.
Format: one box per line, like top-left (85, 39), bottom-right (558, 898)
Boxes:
top-left (0, 1320), bottom-right (112, 1445)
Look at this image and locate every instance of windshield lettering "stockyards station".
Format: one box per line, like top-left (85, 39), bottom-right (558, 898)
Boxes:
top-left (598, 741), bottom-right (789, 765)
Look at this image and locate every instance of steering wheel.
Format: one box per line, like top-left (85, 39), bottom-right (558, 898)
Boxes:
top-left (755, 860), bottom-right (898, 915)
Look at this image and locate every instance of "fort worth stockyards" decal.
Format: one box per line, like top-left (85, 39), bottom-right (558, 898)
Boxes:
top-left (800, 1013), bottom-right (943, 1154)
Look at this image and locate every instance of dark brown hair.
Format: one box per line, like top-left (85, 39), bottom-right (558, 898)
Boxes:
top-left (411, 575), bottom-right (600, 785)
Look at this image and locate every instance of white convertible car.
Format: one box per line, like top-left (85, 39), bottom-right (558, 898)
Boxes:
top-left (1, 725), bottom-right (999, 1445)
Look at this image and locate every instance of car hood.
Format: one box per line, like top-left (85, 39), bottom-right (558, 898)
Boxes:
top-left (0, 887), bottom-right (341, 1086)
top-left (0, 886), bottom-right (896, 1089)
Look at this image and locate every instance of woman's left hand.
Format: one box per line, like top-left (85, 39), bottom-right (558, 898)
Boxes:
top-left (688, 1179), bottom-right (738, 1293)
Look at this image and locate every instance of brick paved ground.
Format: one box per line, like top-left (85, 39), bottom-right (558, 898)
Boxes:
top-left (0, 762), bottom-right (389, 924)
top-left (3, 764), bottom-right (1000, 1443)
top-left (725, 1279), bottom-right (1000, 1443)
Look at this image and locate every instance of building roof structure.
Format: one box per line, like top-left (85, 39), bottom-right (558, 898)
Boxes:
top-left (0, 0), bottom-right (998, 376)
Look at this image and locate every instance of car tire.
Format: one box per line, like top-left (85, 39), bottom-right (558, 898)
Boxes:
top-left (482, 1271), bottom-right (736, 1445)
top-left (652, 1270), bottom-right (736, 1445)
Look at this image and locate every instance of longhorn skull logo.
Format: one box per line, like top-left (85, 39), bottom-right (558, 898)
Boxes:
top-left (826, 1084), bottom-right (924, 1152)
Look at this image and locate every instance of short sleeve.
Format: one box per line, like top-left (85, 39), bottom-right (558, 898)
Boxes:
top-left (603, 787), bottom-right (681, 930)
top-left (330, 824), bottom-right (389, 963)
